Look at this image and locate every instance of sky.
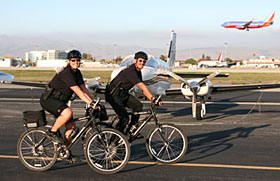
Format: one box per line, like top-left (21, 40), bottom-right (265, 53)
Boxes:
top-left (1, 0), bottom-right (280, 51)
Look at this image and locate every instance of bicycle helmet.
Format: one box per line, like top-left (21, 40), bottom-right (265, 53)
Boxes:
top-left (134, 51), bottom-right (148, 60)
top-left (67, 50), bottom-right (82, 60)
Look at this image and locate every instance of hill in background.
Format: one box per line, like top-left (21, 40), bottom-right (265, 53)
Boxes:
top-left (1, 35), bottom-right (279, 61)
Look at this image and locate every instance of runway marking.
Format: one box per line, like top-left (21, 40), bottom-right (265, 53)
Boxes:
top-left (1, 155), bottom-right (280, 171)
top-left (1, 98), bottom-right (280, 106)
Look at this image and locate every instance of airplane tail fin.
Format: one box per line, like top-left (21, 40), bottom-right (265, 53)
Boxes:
top-left (263, 12), bottom-right (275, 26)
top-left (167, 30), bottom-right (176, 71)
top-left (217, 52), bottom-right (223, 62)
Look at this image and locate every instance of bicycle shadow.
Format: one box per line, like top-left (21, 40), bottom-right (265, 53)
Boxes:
top-left (181, 124), bottom-right (270, 162)
top-left (119, 140), bottom-right (157, 172)
top-left (121, 124), bottom-right (271, 172)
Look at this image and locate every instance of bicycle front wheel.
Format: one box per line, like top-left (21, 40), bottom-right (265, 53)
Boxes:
top-left (84, 128), bottom-right (130, 174)
top-left (17, 128), bottom-right (58, 171)
top-left (146, 124), bottom-right (187, 164)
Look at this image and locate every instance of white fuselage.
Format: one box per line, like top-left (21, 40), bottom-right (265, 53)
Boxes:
top-left (111, 55), bottom-right (172, 96)
top-left (180, 78), bottom-right (213, 98)
top-left (111, 55), bottom-right (213, 98)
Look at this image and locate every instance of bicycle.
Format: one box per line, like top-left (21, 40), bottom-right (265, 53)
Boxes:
top-left (17, 98), bottom-right (130, 174)
top-left (109, 96), bottom-right (188, 164)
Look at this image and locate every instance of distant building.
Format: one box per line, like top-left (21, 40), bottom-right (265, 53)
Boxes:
top-left (37, 59), bottom-right (68, 67)
top-left (0, 58), bottom-right (11, 67)
top-left (0, 57), bottom-right (23, 67)
top-left (25, 50), bottom-right (67, 62)
top-left (244, 57), bottom-right (280, 68)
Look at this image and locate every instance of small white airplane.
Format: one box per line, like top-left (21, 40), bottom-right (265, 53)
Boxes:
top-left (198, 53), bottom-right (228, 68)
top-left (2, 31), bottom-right (280, 120)
top-left (91, 31), bottom-right (280, 120)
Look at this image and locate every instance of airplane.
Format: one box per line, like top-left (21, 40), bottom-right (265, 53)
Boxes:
top-left (198, 52), bottom-right (228, 68)
top-left (0, 72), bottom-right (14, 82)
top-left (221, 12), bottom-right (275, 31)
top-left (2, 31), bottom-right (280, 120)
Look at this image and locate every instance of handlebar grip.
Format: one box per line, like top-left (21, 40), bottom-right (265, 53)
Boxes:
top-left (91, 97), bottom-right (101, 108)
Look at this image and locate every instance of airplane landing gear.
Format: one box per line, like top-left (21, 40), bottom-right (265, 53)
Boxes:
top-left (195, 96), bottom-right (206, 120)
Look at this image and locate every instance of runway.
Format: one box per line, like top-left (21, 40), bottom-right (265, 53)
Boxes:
top-left (0, 84), bottom-right (279, 180)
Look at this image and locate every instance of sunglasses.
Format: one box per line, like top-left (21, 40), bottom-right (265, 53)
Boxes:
top-left (138, 59), bottom-right (147, 64)
top-left (70, 59), bottom-right (81, 62)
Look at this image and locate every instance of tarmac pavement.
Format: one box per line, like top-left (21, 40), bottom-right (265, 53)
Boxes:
top-left (0, 84), bottom-right (279, 180)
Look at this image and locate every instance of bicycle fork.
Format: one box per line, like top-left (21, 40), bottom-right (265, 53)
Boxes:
top-left (152, 111), bottom-right (169, 146)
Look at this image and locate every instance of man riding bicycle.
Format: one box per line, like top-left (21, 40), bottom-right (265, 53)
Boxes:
top-left (105, 51), bottom-right (162, 136)
top-left (40, 50), bottom-right (95, 149)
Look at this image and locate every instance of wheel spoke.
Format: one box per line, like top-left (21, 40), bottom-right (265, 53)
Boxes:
top-left (148, 124), bottom-right (187, 163)
top-left (85, 129), bottom-right (130, 174)
top-left (18, 129), bottom-right (57, 171)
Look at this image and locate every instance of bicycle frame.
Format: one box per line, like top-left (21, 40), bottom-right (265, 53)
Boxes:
top-left (129, 104), bottom-right (166, 143)
top-left (66, 115), bottom-right (95, 150)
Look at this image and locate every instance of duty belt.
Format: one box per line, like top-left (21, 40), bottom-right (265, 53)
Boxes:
top-left (109, 81), bottom-right (122, 95)
top-left (52, 90), bottom-right (69, 102)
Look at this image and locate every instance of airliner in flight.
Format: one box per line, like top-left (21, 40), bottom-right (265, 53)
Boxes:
top-left (221, 12), bottom-right (275, 31)
top-left (2, 31), bottom-right (280, 120)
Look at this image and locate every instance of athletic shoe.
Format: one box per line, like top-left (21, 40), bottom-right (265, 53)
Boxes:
top-left (66, 153), bottom-right (81, 164)
top-left (46, 129), bottom-right (64, 144)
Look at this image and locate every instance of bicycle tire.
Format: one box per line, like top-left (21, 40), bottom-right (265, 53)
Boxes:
top-left (146, 124), bottom-right (187, 164)
top-left (81, 122), bottom-right (111, 146)
top-left (84, 128), bottom-right (130, 174)
top-left (17, 128), bottom-right (58, 171)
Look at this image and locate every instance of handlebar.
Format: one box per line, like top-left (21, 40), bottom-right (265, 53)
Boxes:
top-left (91, 97), bottom-right (101, 109)
top-left (150, 94), bottom-right (162, 109)
top-left (155, 94), bottom-right (162, 103)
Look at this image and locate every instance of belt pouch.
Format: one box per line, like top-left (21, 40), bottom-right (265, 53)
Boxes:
top-left (42, 87), bottom-right (54, 100)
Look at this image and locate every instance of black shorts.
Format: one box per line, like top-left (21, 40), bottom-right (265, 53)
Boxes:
top-left (40, 95), bottom-right (69, 118)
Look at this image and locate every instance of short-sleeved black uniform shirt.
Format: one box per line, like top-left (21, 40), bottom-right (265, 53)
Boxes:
top-left (111, 64), bottom-right (142, 91)
top-left (50, 65), bottom-right (84, 98)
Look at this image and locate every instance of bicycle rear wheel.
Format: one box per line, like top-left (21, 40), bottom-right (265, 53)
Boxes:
top-left (84, 128), bottom-right (130, 174)
top-left (146, 124), bottom-right (187, 164)
top-left (17, 128), bottom-right (58, 171)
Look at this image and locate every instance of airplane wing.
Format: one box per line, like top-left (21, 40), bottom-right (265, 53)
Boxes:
top-left (163, 83), bottom-right (280, 98)
top-left (165, 88), bottom-right (183, 97)
top-left (212, 83), bottom-right (280, 93)
top-left (237, 18), bottom-right (254, 30)
top-left (4, 81), bottom-right (47, 88)
top-left (1, 72), bottom-right (103, 89)
top-left (175, 73), bottom-right (229, 78)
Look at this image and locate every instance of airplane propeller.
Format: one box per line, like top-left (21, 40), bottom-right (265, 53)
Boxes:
top-left (169, 71), bottom-right (221, 120)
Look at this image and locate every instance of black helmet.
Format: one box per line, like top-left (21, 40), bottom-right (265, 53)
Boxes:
top-left (67, 50), bottom-right (82, 60)
top-left (134, 51), bottom-right (148, 60)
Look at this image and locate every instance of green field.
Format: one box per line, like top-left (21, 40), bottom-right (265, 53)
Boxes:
top-left (2, 70), bottom-right (280, 85)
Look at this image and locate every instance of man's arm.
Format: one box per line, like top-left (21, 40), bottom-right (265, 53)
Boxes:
top-left (137, 82), bottom-right (163, 105)
top-left (70, 85), bottom-right (93, 104)
top-left (136, 82), bottom-right (154, 100)
top-left (79, 84), bottom-right (92, 99)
